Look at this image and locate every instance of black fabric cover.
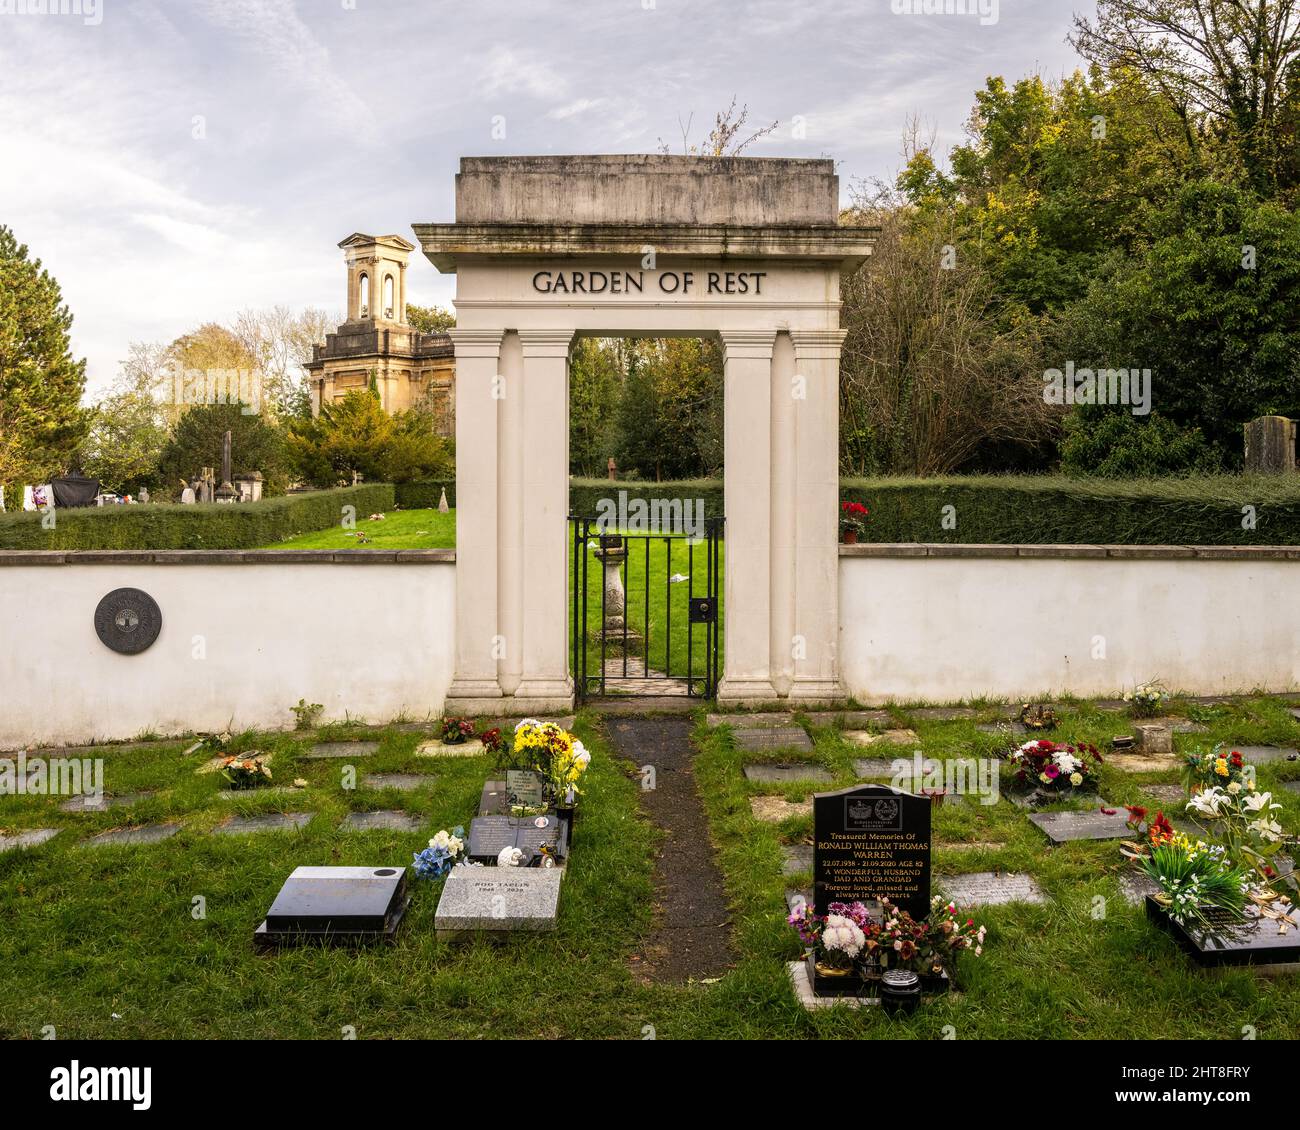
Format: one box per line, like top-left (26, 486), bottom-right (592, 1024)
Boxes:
top-left (51, 475), bottom-right (100, 508)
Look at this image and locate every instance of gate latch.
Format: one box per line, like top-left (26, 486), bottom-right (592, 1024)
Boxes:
top-left (689, 597), bottom-right (716, 624)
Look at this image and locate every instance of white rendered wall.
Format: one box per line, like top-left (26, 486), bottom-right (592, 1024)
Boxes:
top-left (0, 563), bottom-right (456, 749)
top-left (839, 552), bottom-right (1300, 702)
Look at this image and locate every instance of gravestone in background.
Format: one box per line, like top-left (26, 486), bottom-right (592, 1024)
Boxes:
top-left (813, 784), bottom-right (930, 919)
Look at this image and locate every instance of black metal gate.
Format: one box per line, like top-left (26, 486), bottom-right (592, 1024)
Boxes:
top-left (570, 515), bottom-right (722, 701)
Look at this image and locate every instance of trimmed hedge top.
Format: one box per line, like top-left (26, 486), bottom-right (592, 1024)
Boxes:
top-left (0, 484), bottom-right (395, 550)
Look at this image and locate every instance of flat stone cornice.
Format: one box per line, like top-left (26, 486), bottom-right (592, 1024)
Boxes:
top-left (0, 549), bottom-right (457, 565)
top-left (413, 223), bottom-right (877, 272)
top-left (840, 543), bottom-right (1300, 561)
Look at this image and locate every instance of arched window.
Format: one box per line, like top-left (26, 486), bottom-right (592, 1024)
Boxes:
top-left (359, 273), bottom-right (370, 317)
top-left (383, 275), bottom-right (395, 319)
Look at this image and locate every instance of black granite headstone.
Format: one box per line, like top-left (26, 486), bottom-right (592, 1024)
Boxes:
top-left (505, 770), bottom-right (545, 809)
top-left (813, 784), bottom-right (930, 920)
top-left (254, 865), bottom-right (410, 947)
top-left (467, 814), bottom-right (567, 862)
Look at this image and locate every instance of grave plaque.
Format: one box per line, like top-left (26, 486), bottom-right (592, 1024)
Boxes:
top-left (467, 813), bottom-right (567, 862)
top-left (505, 770), bottom-right (545, 809)
top-left (254, 865), bottom-right (410, 947)
top-left (813, 784), bottom-right (930, 920)
top-left (435, 867), bottom-right (562, 933)
top-left (94, 588), bottom-right (162, 655)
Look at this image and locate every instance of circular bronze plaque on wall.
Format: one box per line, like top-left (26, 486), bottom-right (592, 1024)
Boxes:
top-left (94, 588), bottom-right (162, 655)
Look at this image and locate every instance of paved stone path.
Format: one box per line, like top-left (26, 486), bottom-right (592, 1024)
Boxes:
top-left (605, 716), bottom-right (732, 982)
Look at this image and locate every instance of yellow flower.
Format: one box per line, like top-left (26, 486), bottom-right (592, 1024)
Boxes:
top-left (1214, 758), bottom-right (1229, 777)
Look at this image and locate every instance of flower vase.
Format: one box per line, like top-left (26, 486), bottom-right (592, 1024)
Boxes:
top-left (842, 530), bottom-right (859, 546)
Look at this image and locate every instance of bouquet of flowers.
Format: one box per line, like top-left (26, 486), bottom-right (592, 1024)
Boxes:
top-left (221, 755), bottom-right (271, 790)
top-left (1183, 745), bottom-right (1252, 793)
top-left (1007, 739), bottom-right (1103, 793)
top-left (512, 719), bottom-right (591, 805)
top-left (839, 500), bottom-right (869, 541)
top-left (789, 900), bottom-right (875, 972)
top-left (1140, 834), bottom-right (1252, 932)
top-left (1124, 682), bottom-right (1166, 718)
top-left (1124, 805), bottom-right (1175, 848)
top-left (441, 717), bottom-right (477, 745)
top-left (922, 897), bottom-right (987, 976)
top-left (412, 827), bottom-right (465, 880)
top-left (479, 727), bottom-right (502, 756)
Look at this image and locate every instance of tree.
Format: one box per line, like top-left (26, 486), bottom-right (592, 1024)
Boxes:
top-left (78, 369), bottom-right (169, 494)
top-left (286, 388), bottom-right (451, 487)
top-left (163, 323), bottom-right (261, 427)
top-left (230, 305), bottom-right (334, 420)
top-left (659, 96), bottom-right (779, 156)
top-left (407, 303), bottom-right (456, 334)
top-left (1058, 179), bottom-right (1300, 465)
top-left (569, 338), bottom-right (621, 476)
top-left (1071, 1), bottom-right (1300, 197)
top-left (839, 195), bottom-right (1055, 476)
top-left (157, 402), bottom-right (289, 495)
top-left (0, 225), bottom-right (88, 486)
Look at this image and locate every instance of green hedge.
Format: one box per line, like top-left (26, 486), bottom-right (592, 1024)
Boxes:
top-left (571, 475), bottom-right (1300, 544)
top-left (568, 478), bottom-right (725, 524)
top-left (394, 481), bottom-right (456, 510)
top-left (840, 475), bottom-right (1300, 545)
top-left (0, 485), bottom-right (395, 550)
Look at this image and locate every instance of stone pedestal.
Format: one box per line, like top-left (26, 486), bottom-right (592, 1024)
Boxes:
top-left (1135, 723), bottom-right (1173, 755)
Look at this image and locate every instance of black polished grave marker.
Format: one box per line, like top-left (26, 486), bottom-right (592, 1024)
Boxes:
top-left (467, 814), bottom-right (567, 862)
top-left (813, 784), bottom-right (931, 919)
top-left (254, 865), bottom-right (410, 947)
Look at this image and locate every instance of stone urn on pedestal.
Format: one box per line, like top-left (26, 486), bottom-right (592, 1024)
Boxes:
top-left (592, 535), bottom-right (641, 651)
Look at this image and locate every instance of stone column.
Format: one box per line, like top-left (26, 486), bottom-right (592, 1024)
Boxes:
top-left (717, 330), bottom-right (777, 704)
top-left (769, 331), bottom-right (797, 698)
top-left (446, 328), bottom-right (505, 707)
top-left (516, 329), bottom-right (575, 708)
top-left (789, 328), bottom-right (846, 702)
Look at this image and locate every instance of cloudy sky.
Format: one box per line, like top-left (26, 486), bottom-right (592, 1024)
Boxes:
top-left (0, 0), bottom-right (1093, 399)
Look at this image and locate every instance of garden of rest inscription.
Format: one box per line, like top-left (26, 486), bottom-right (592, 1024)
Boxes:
top-left (812, 784), bottom-right (931, 920)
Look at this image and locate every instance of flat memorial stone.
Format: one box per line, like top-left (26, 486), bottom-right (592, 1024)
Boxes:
top-left (732, 727), bottom-right (813, 753)
top-left (479, 780), bottom-right (509, 816)
top-left (0, 828), bottom-right (60, 852)
top-left (215, 812), bottom-right (314, 836)
top-left (909, 707), bottom-right (981, 721)
top-left (781, 844), bottom-right (813, 876)
top-left (1143, 784), bottom-right (1188, 806)
top-left (1108, 753), bottom-right (1181, 773)
top-left (300, 742), bottom-right (380, 760)
top-left (414, 738), bottom-right (485, 758)
top-left (342, 810), bottom-right (424, 833)
top-left (1231, 745), bottom-right (1299, 765)
top-left (827, 710), bottom-right (893, 728)
top-left (1289, 708), bottom-right (1300, 724)
top-left (197, 751), bottom-right (274, 774)
top-left (467, 814), bottom-right (566, 862)
top-left (1119, 871), bottom-right (1162, 907)
top-left (256, 865), bottom-right (410, 946)
top-left (1147, 899), bottom-right (1300, 968)
top-left (435, 866), bottom-right (562, 934)
top-left (362, 773), bottom-right (432, 792)
top-left (83, 822), bottom-right (181, 848)
top-left (843, 729), bottom-right (919, 748)
top-left (976, 722), bottom-right (1027, 735)
top-left (1284, 781), bottom-right (1300, 796)
top-left (749, 796), bottom-right (812, 823)
top-left (939, 871), bottom-right (1048, 907)
top-left (743, 763), bottom-right (833, 784)
top-left (1146, 717), bottom-right (1209, 734)
top-left (60, 791), bottom-right (152, 813)
top-left (852, 758), bottom-right (899, 781)
top-left (1028, 804), bottom-right (1131, 844)
top-left (707, 712), bottom-right (795, 729)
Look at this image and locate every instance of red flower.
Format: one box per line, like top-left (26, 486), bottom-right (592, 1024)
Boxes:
top-left (1149, 812), bottom-right (1174, 845)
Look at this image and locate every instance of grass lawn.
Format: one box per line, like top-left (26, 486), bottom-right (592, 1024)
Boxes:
top-left (258, 508), bottom-right (456, 550)
top-left (3, 697), bottom-right (1299, 1038)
